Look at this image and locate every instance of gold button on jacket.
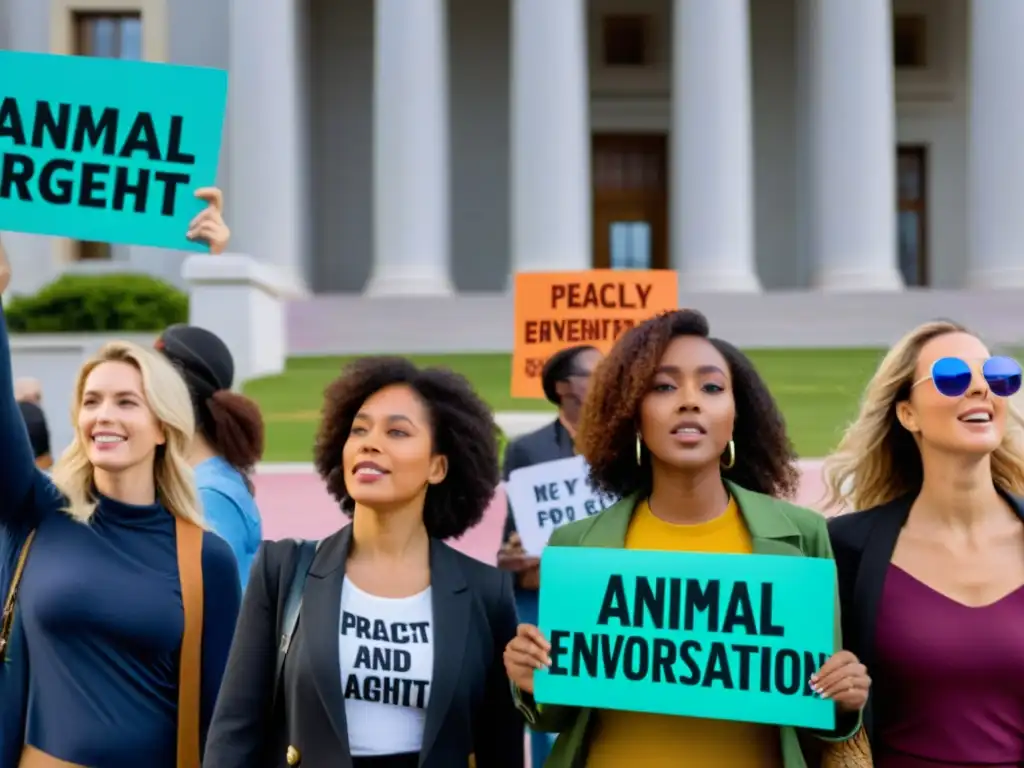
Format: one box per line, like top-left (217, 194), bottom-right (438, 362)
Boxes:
top-left (286, 745), bottom-right (300, 766)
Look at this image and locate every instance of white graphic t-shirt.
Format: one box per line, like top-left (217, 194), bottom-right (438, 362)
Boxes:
top-left (339, 577), bottom-right (434, 756)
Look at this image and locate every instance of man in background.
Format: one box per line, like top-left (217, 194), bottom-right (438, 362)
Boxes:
top-left (18, 400), bottom-right (52, 470)
top-left (496, 344), bottom-right (603, 767)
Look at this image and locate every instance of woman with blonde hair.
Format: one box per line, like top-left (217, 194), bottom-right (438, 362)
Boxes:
top-left (0, 190), bottom-right (242, 768)
top-left (825, 320), bottom-right (1024, 767)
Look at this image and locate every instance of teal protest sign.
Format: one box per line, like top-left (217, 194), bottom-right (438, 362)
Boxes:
top-left (535, 547), bottom-right (836, 730)
top-left (0, 51), bottom-right (226, 250)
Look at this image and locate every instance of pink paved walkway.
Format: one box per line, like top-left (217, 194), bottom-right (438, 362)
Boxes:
top-left (251, 459), bottom-right (832, 561)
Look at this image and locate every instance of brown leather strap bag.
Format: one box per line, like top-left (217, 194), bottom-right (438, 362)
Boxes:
top-left (0, 530), bottom-right (35, 662)
top-left (175, 516), bottom-right (204, 768)
top-left (17, 518), bottom-right (204, 768)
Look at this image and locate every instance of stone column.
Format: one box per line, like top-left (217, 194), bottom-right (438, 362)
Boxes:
top-left (183, 254), bottom-right (289, 384)
top-left (3, 0), bottom-right (59, 294)
top-left (510, 0), bottom-right (591, 275)
top-left (367, 0), bottom-right (453, 295)
top-left (670, 0), bottom-right (760, 291)
top-left (227, 0), bottom-right (308, 293)
top-left (806, 0), bottom-right (903, 291)
top-left (967, 0), bottom-right (1024, 288)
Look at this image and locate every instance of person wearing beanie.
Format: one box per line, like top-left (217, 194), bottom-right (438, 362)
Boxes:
top-left (156, 324), bottom-right (265, 588)
top-left (18, 400), bottom-right (51, 470)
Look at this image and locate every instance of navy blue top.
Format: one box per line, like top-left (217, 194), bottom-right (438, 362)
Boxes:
top-left (0, 304), bottom-right (242, 767)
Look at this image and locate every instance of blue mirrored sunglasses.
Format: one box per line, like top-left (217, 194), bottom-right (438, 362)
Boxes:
top-left (913, 356), bottom-right (1022, 398)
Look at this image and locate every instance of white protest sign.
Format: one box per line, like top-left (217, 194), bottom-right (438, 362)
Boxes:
top-left (506, 455), bottom-right (619, 555)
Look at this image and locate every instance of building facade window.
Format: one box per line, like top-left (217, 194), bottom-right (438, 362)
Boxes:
top-left (591, 135), bottom-right (668, 270)
top-left (75, 12), bottom-right (142, 59)
top-left (897, 146), bottom-right (928, 287)
top-left (893, 15), bottom-right (927, 69)
top-left (609, 221), bottom-right (652, 269)
top-left (602, 16), bottom-right (650, 67)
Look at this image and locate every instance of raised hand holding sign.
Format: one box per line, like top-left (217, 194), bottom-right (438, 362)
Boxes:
top-left (0, 185), bottom-right (229, 297)
top-left (0, 51), bottom-right (226, 251)
top-left (187, 187), bottom-right (230, 254)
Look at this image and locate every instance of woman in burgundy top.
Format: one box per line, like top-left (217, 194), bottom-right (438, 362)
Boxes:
top-left (823, 320), bottom-right (1024, 767)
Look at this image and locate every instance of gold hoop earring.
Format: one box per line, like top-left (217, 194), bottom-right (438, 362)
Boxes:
top-left (636, 433), bottom-right (643, 466)
top-left (721, 439), bottom-right (736, 470)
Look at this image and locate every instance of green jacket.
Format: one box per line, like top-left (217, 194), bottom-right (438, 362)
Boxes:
top-left (513, 480), bottom-right (861, 768)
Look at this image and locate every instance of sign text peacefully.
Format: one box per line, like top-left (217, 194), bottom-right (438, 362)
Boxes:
top-left (511, 270), bottom-right (678, 399)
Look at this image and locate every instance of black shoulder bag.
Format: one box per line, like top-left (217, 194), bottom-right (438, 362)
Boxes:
top-left (272, 539), bottom-right (319, 716)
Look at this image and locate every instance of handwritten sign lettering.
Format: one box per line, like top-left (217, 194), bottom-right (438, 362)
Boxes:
top-left (512, 270), bottom-right (677, 399)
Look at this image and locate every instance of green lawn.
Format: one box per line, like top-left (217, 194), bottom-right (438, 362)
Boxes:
top-left (244, 350), bottom-right (887, 462)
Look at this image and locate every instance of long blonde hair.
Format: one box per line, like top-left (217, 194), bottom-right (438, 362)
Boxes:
top-left (52, 340), bottom-right (205, 527)
top-left (823, 320), bottom-right (1024, 512)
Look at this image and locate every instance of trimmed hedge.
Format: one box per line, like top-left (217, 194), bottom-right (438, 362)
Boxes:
top-left (5, 273), bottom-right (188, 332)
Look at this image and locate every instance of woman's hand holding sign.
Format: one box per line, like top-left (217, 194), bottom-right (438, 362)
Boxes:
top-left (811, 650), bottom-right (870, 712)
top-left (503, 623), bottom-right (551, 695)
top-left (0, 187), bottom-right (228, 295)
top-left (187, 187), bottom-right (230, 254)
top-left (497, 533), bottom-right (541, 589)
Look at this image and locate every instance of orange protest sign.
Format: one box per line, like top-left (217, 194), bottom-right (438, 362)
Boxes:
top-left (511, 269), bottom-right (679, 399)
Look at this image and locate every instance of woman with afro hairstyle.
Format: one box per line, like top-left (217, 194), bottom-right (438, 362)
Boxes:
top-left (503, 309), bottom-right (870, 768)
top-left (204, 357), bottom-right (523, 768)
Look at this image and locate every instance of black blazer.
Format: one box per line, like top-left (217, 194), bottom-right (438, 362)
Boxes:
top-left (501, 419), bottom-right (575, 541)
top-left (827, 488), bottom-right (1024, 746)
top-left (203, 525), bottom-right (524, 768)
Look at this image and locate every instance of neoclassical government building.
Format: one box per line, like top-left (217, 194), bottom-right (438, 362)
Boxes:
top-left (2, 0), bottom-right (1022, 297)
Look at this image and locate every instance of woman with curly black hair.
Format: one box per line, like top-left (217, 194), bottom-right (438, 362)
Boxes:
top-left (204, 357), bottom-right (523, 768)
top-left (503, 309), bottom-right (871, 768)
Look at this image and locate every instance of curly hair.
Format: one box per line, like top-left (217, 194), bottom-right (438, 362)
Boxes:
top-left (577, 309), bottom-right (800, 500)
top-left (313, 356), bottom-right (501, 540)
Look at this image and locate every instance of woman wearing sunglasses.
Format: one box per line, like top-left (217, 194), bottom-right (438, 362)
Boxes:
top-left (824, 320), bottom-right (1024, 767)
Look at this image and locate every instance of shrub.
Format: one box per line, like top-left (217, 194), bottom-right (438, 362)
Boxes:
top-left (5, 273), bottom-right (188, 332)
